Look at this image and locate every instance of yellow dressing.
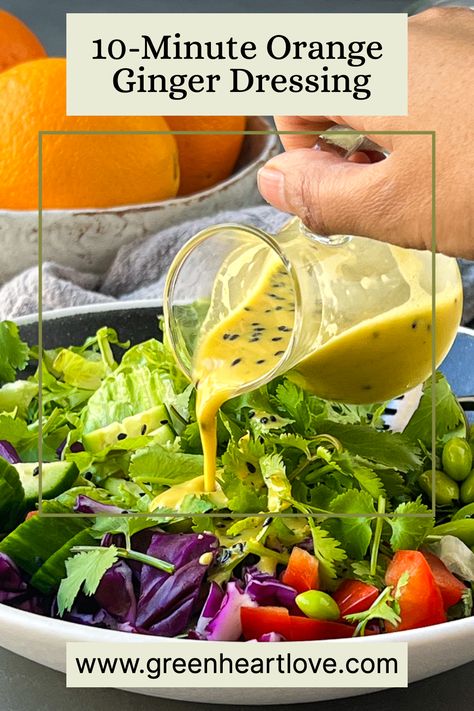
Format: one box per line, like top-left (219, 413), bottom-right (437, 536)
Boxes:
top-left (195, 261), bottom-right (295, 491)
top-left (291, 292), bottom-right (462, 402)
top-left (149, 475), bottom-right (227, 511)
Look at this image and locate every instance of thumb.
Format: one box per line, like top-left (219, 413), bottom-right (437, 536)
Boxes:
top-left (257, 148), bottom-right (409, 246)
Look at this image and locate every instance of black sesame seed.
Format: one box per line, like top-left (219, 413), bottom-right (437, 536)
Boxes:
top-left (274, 350), bottom-right (285, 356)
top-left (117, 432), bottom-right (127, 440)
top-left (247, 462), bottom-right (256, 474)
top-left (275, 306), bottom-right (283, 311)
top-left (272, 337), bottom-right (283, 342)
top-left (244, 307), bottom-right (251, 311)
top-left (33, 466), bottom-right (39, 477)
top-left (84, 472), bottom-right (92, 481)
top-left (411, 321), bottom-right (417, 329)
top-left (249, 337), bottom-right (259, 343)
top-left (278, 325), bottom-right (291, 332)
top-left (256, 359), bottom-right (265, 364)
top-left (427, 324), bottom-right (431, 331)
top-left (248, 411), bottom-right (255, 419)
top-left (141, 424), bottom-right (147, 435)
top-left (251, 322), bottom-right (260, 326)
top-left (260, 417), bottom-right (269, 424)
top-left (231, 358), bottom-right (241, 366)
top-left (270, 415), bottom-right (277, 422)
top-left (265, 309), bottom-right (272, 313)
top-left (223, 333), bottom-right (230, 340)
top-left (362, 385), bottom-right (372, 391)
top-left (228, 334), bottom-right (239, 341)
top-left (160, 419), bottom-right (168, 425)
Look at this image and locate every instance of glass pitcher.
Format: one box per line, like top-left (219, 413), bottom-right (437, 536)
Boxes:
top-left (163, 216), bottom-right (463, 406)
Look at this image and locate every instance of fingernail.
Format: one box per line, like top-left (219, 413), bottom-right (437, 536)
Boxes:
top-left (257, 167), bottom-right (287, 209)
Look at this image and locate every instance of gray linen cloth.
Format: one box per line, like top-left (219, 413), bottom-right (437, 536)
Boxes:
top-left (0, 205), bottom-right (473, 326)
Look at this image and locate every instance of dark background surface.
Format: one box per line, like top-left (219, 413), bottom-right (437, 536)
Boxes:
top-left (1, 1), bottom-right (473, 709)
top-left (0, 649), bottom-right (472, 711)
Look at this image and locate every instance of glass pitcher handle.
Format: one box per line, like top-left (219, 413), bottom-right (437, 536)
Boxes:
top-left (298, 127), bottom-right (389, 246)
top-left (299, 220), bottom-right (351, 246)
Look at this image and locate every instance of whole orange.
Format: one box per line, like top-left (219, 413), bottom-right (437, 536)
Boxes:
top-left (166, 116), bottom-right (246, 196)
top-left (0, 58), bottom-right (179, 209)
top-left (0, 9), bottom-right (46, 72)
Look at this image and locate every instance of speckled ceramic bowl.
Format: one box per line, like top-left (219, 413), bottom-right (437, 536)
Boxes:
top-left (0, 116), bottom-right (278, 283)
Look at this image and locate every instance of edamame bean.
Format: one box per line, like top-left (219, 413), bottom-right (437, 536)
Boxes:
top-left (295, 590), bottom-right (340, 621)
top-left (442, 438), bottom-right (473, 482)
top-left (432, 519), bottom-right (474, 547)
top-left (452, 502), bottom-right (474, 521)
top-left (460, 469), bottom-right (474, 505)
top-left (469, 425), bottom-right (474, 459)
top-left (419, 470), bottom-right (459, 506)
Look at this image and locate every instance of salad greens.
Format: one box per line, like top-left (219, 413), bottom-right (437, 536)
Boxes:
top-left (0, 318), bottom-right (473, 641)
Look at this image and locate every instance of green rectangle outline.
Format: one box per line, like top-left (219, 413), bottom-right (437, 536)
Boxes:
top-left (37, 128), bottom-right (437, 520)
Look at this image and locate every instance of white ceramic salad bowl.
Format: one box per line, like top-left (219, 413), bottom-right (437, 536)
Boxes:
top-left (0, 303), bottom-right (472, 705)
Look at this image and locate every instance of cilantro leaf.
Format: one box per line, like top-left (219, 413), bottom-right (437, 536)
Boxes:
top-left (219, 476), bottom-right (267, 513)
top-left (388, 498), bottom-right (434, 551)
top-left (57, 545), bottom-right (119, 615)
top-left (259, 452), bottom-right (291, 512)
top-left (309, 520), bottom-right (347, 581)
top-left (345, 586), bottom-right (401, 635)
top-left (274, 380), bottom-right (312, 432)
top-left (350, 560), bottom-right (386, 589)
top-left (130, 443), bottom-right (203, 486)
top-left (314, 421), bottom-right (421, 472)
top-left (0, 321), bottom-right (29, 384)
top-left (352, 466), bottom-right (385, 500)
top-left (327, 490), bottom-right (375, 559)
top-left (404, 372), bottom-right (465, 445)
top-left (91, 516), bottom-right (159, 539)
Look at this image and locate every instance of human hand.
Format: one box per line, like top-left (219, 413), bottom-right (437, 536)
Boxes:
top-left (258, 8), bottom-right (474, 258)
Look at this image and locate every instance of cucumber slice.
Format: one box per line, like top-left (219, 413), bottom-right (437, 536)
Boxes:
top-left (0, 500), bottom-right (90, 575)
top-left (122, 405), bottom-right (169, 437)
top-left (83, 405), bottom-right (171, 452)
top-left (83, 421), bottom-right (123, 453)
top-left (0, 456), bottom-right (24, 530)
top-left (15, 461), bottom-right (79, 508)
top-left (148, 423), bottom-right (174, 445)
top-left (30, 528), bottom-right (95, 593)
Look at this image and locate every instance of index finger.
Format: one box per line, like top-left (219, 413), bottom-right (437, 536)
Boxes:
top-left (274, 116), bottom-right (337, 151)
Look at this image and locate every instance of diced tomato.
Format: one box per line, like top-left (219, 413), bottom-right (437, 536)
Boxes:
top-left (25, 510), bottom-right (38, 520)
top-left (288, 616), bottom-right (356, 641)
top-left (385, 550), bottom-right (446, 632)
top-left (281, 547), bottom-right (319, 593)
top-left (332, 579), bottom-right (379, 617)
top-left (241, 606), bottom-right (292, 640)
top-left (422, 551), bottom-right (467, 610)
top-left (240, 606), bottom-right (357, 641)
